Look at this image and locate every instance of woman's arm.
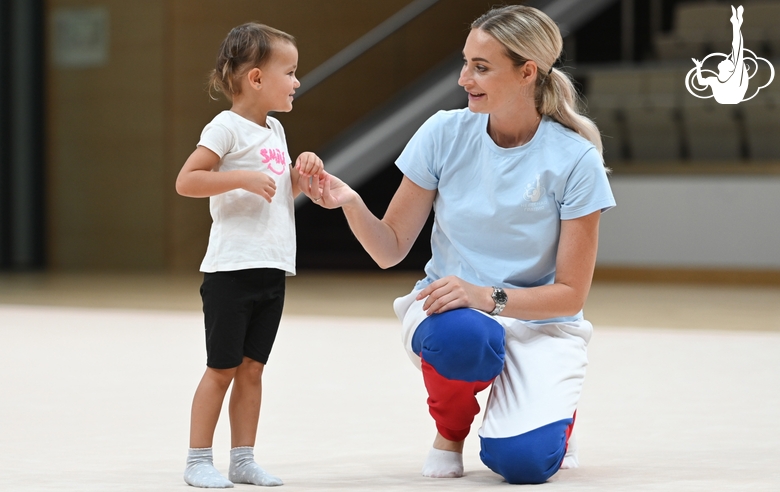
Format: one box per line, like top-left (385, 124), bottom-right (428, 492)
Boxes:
top-left (417, 210), bottom-right (601, 318)
top-left (301, 172), bottom-right (436, 269)
top-left (176, 146), bottom-right (277, 202)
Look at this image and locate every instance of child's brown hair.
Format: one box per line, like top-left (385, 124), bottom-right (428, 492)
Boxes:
top-left (208, 22), bottom-right (296, 101)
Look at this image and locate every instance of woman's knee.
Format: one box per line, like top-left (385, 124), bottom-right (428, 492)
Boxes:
top-left (412, 309), bottom-right (505, 381)
top-left (479, 418), bottom-right (572, 484)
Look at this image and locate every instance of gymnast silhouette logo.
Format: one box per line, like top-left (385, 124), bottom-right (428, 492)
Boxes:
top-left (685, 5), bottom-right (774, 104)
top-left (523, 174), bottom-right (545, 202)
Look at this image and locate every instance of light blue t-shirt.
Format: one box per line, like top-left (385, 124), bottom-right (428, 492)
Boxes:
top-left (396, 109), bottom-right (616, 322)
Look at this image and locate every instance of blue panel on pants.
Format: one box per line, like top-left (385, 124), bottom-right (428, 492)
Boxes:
top-left (479, 418), bottom-right (573, 484)
top-left (411, 308), bottom-right (505, 382)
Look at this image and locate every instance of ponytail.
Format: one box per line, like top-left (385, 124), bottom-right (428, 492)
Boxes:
top-left (538, 68), bottom-right (603, 155)
top-left (208, 56), bottom-right (239, 100)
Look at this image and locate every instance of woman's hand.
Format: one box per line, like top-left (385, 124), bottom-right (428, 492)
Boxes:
top-left (416, 276), bottom-right (492, 316)
top-left (298, 171), bottom-right (358, 209)
top-left (299, 175), bottom-right (435, 269)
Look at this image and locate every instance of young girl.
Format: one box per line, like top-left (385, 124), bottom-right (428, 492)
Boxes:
top-left (176, 23), bottom-right (323, 488)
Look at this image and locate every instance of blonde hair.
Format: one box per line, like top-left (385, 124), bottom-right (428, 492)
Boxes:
top-left (208, 22), bottom-right (296, 101)
top-left (472, 5), bottom-right (603, 155)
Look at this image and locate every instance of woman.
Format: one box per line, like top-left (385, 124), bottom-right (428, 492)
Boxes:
top-left (301, 5), bottom-right (615, 484)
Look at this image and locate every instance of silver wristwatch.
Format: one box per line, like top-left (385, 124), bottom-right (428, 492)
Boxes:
top-left (490, 287), bottom-right (508, 316)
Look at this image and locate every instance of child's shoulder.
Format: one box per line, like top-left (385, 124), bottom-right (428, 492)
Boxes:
top-left (199, 111), bottom-right (239, 143)
top-left (201, 111), bottom-right (239, 135)
top-left (206, 110), bottom-right (238, 127)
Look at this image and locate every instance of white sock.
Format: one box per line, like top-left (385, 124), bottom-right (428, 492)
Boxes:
top-left (228, 447), bottom-right (283, 486)
top-left (184, 448), bottom-right (234, 488)
top-left (560, 431), bottom-right (579, 469)
top-left (421, 447), bottom-right (464, 478)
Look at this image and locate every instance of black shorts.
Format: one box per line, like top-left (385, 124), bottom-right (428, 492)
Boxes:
top-left (200, 268), bottom-right (286, 369)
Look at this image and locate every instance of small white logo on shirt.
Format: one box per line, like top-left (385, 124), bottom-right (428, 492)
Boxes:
top-left (522, 174), bottom-right (547, 211)
top-left (524, 174), bottom-right (545, 202)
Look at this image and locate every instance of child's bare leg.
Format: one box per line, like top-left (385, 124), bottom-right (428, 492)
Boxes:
top-left (190, 367), bottom-right (237, 447)
top-left (185, 367), bottom-right (237, 488)
top-left (227, 357), bottom-right (282, 486)
top-left (229, 357), bottom-right (263, 447)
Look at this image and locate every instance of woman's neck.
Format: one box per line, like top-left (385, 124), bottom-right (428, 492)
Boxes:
top-left (488, 110), bottom-right (542, 148)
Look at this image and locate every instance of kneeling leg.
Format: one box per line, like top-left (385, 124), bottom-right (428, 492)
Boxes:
top-left (412, 309), bottom-right (505, 442)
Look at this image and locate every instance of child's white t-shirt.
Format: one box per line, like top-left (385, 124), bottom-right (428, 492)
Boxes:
top-left (197, 111), bottom-right (296, 275)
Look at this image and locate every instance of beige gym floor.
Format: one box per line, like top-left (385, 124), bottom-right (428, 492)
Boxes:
top-left (1, 271), bottom-right (779, 491)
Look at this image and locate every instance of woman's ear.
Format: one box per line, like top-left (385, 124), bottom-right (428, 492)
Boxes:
top-left (247, 67), bottom-right (262, 89)
top-left (520, 60), bottom-right (538, 81)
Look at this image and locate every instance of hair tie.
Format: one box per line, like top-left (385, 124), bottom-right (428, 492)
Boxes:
top-left (548, 57), bottom-right (563, 75)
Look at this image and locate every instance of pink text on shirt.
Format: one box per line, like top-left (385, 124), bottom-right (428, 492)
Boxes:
top-left (260, 148), bottom-right (286, 175)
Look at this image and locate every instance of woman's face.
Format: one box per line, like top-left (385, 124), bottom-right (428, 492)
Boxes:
top-left (458, 28), bottom-right (535, 114)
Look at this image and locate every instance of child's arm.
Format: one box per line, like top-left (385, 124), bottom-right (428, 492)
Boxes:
top-left (289, 151), bottom-right (324, 198)
top-left (176, 146), bottom-right (277, 202)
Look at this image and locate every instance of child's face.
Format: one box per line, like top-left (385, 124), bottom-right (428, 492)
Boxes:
top-left (261, 41), bottom-right (300, 113)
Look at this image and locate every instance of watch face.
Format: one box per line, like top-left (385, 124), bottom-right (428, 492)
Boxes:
top-left (494, 288), bottom-right (508, 303)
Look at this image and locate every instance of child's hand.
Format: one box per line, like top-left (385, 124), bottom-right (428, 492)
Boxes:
top-left (242, 171), bottom-right (277, 203)
top-left (295, 152), bottom-right (324, 177)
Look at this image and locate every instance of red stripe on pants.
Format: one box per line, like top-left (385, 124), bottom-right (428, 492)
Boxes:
top-left (421, 358), bottom-right (494, 441)
top-left (564, 410), bottom-right (576, 454)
